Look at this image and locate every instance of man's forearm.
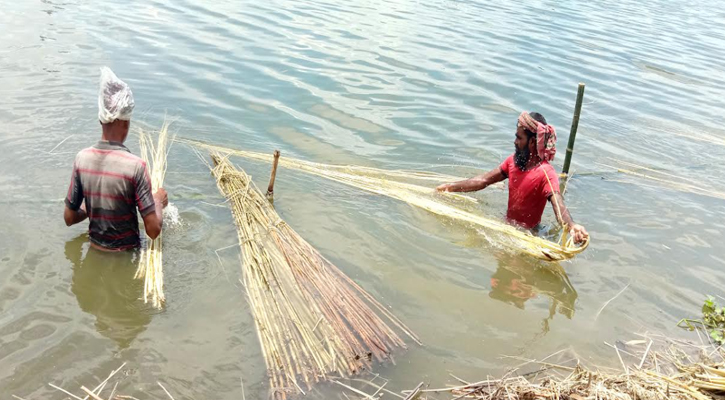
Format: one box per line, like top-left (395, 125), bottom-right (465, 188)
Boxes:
top-left (560, 207), bottom-right (575, 227)
top-left (153, 200), bottom-right (163, 227)
top-left (65, 207), bottom-right (88, 226)
top-left (438, 168), bottom-right (505, 193)
top-left (553, 194), bottom-right (575, 226)
top-left (74, 209), bottom-right (88, 224)
top-left (446, 178), bottom-right (488, 192)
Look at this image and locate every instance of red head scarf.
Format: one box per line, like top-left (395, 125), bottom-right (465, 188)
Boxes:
top-left (518, 112), bottom-right (557, 162)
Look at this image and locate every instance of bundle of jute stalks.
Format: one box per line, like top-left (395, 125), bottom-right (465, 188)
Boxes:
top-left (134, 123), bottom-right (171, 309)
top-left (182, 139), bottom-right (588, 261)
top-left (208, 153), bottom-right (420, 399)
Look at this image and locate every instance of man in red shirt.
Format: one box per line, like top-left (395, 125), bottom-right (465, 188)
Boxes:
top-left (437, 112), bottom-right (588, 244)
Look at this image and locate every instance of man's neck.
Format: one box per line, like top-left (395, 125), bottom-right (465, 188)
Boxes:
top-left (101, 122), bottom-right (127, 143)
top-left (101, 133), bottom-right (124, 143)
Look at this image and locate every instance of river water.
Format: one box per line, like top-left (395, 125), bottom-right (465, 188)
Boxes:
top-left (1, 0), bottom-right (724, 398)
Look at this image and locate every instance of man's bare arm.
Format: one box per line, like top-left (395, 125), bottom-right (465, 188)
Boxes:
top-left (436, 168), bottom-right (506, 193)
top-left (141, 188), bottom-right (168, 240)
top-left (64, 203), bottom-right (88, 227)
top-left (142, 211), bottom-right (162, 240)
top-left (550, 193), bottom-right (589, 243)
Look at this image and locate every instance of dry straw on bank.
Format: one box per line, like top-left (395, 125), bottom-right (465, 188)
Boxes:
top-left (337, 333), bottom-right (725, 400)
top-left (421, 334), bottom-right (725, 400)
top-left (33, 362), bottom-right (176, 400)
top-left (208, 153), bottom-right (420, 399)
top-left (181, 139), bottom-right (588, 261)
top-left (134, 123), bottom-right (172, 309)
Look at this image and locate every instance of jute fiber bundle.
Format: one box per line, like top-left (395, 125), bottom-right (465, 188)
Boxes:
top-left (135, 123), bottom-right (171, 309)
top-left (209, 153), bottom-right (420, 399)
top-left (182, 139), bottom-right (588, 261)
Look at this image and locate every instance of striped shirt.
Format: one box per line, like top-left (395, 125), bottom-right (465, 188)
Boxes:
top-left (65, 141), bottom-right (156, 250)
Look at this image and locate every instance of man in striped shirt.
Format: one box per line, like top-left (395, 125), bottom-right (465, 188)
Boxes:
top-left (64, 67), bottom-right (168, 251)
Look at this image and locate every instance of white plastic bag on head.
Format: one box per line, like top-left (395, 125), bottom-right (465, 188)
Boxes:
top-left (98, 67), bottom-right (135, 124)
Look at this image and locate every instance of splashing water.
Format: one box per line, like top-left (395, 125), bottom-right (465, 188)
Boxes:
top-left (163, 203), bottom-right (182, 229)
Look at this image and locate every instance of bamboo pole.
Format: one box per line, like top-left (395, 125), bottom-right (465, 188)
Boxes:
top-left (266, 150), bottom-right (281, 202)
top-left (562, 83), bottom-right (585, 177)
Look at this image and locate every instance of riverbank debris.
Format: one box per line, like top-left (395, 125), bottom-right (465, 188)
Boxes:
top-left (180, 139), bottom-right (589, 261)
top-left (134, 122), bottom-right (172, 309)
top-left (208, 153), bottom-right (420, 399)
top-left (335, 332), bottom-right (725, 400)
top-left (40, 363), bottom-right (176, 400)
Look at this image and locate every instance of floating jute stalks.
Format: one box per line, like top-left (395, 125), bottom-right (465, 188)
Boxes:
top-left (599, 158), bottom-right (725, 201)
top-left (208, 153), bottom-right (420, 399)
top-left (40, 362), bottom-right (177, 400)
top-left (182, 139), bottom-right (588, 261)
top-left (135, 123), bottom-right (172, 309)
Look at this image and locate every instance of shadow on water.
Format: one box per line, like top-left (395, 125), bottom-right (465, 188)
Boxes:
top-left (64, 234), bottom-right (153, 349)
top-left (431, 202), bottom-right (579, 336)
top-left (490, 253), bottom-right (577, 335)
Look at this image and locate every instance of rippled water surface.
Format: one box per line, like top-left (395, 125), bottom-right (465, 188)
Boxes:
top-left (2, 0), bottom-right (725, 398)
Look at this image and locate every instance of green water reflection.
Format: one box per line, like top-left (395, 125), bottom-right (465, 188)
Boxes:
top-left (490, 255), bottom-right (577, 335)
top-left (64, 234), bottom-right (152, 349)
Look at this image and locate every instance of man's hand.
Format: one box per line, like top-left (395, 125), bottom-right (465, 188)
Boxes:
top-left (569, 224), bottom-right (589, 244)
top-left (154, 188), bottom-right (168, 208)
top-left (436, 183), bottom-right (452, 192)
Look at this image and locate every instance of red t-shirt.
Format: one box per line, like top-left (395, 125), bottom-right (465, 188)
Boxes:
top-left (499, 155), bottom-right (560, 229)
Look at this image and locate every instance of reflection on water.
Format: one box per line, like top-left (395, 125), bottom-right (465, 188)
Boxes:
top-left (490, 254), bottom-right (577, 334)
top-left (64, 234), bottom-right (152, 349)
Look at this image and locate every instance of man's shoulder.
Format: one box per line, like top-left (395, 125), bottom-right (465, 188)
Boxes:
top-left (74, 146), bottom-right (96, 163)
top-left (499, 153), bottom-right (515, 168)
top-left (74, 145), bottom-right (146, 178)
top-left (538, 162), bottom-right (560, 189)
top-left (76, 146), bottom-right (95, 155)
top-left (539, 161), bottom-right (558, 175)
top-left (78, 144), bottom-right (144, 164)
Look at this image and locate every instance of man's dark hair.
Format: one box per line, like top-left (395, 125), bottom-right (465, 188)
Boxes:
top-left (523, 112), bottom-right (547, 140)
